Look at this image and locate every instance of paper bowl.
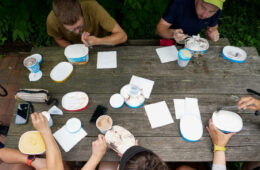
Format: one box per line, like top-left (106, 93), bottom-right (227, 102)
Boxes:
top-left (105, 125), bottom-right (135, 154)
top-left (212, 110), bottom-right (243, 133)
top-left (180, 115), bottom-right (203, 142)
top-left (50, 62), bottom-right (73, 83)
top-left (222, 46), bottom-right (247, 63)
top-left (64, 44), bottom-right (89, 64)
top-left (18, 131), bottom-right (46, 155)
top-left (120, 84), bottom-right (145, 109)
top-left (62, 91), bottom-right (89, 111)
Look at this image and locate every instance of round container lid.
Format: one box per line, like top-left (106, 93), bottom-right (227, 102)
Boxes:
top-left (29, 71), bottom-right (42, 82)
top-left (212, 110), bottom-right (243, 133)
top-left (64, 44), bottom-right (89, 59)
top-left (62, 91), bottom-right (89, 111)
top-left (110, 93), bottom-right (124, 108)
top-left (222, 46), bottom-right (247, 63)
top-left (178, 48), bottom-right (192, 60)
top-left (18, 131), bottom-right (46, 155)
top-left (66, 118), bottom-right (82, 133)
top-left (180, 115), bottom-right (203, 142)
top-left (50, 62), bottom-right (73, 83)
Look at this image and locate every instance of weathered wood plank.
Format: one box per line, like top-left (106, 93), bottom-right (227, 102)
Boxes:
top-left (6, 136), bottom-right (260, 161)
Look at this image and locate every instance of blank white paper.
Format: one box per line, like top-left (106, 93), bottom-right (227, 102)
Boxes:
top-left (173, 99), bottom-right (185, 119)
top-left (144, 101), bottom-right (174, 129)
top-left (156, 46), bottom-right (178, 63)
top-left (53, 125), bottom-right (87, 152)
top-left (97, 51), bottom-right (117, 69)
top-left (130, 75), bottom-right (154, 99)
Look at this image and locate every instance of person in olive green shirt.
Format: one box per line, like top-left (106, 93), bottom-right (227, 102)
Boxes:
top-left (47, 0), bottom-right (127, 47)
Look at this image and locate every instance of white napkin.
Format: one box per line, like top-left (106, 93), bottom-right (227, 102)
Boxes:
top-left (97, 51), bottom-right (117, 69)
top-left (173, 98), bottom-right (201, 119)
top-left (173, 99), bottom-right (185, 119)
top-left (130, 75), bottom-right (154, 99)
top-left (53, 126), bottom-right (87, 152)
top-left (144, 101), bottom-right (174, 128)
top-left (156, 46), bottom-right (178, 63)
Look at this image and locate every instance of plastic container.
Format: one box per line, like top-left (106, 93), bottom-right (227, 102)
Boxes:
top-left (222, 46), bottom-right (247, 63)
top-left (66, 118), bottom-right (82, 133)
top-left (64, 44), bottom-right (89, 64)
top-left (180, 115), bottom-right (203, 142)
top-left (110, 93), bottom-right (125, 108)
top-left (41, 111), bottom-right (53, 127)
top-left (212, 110), bottom-right (243, 133)
top-left (96, 115), bottom-right (113, 134)
top-left (62, 91), bottom-right (89, 111)
top-left (185, 36), bottom-right (209, 57)
top-left (178, 48), bottom-right (192, 67)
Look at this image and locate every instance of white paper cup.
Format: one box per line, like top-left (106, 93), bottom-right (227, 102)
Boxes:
top-left (96, 115), bottom-right (113, 134)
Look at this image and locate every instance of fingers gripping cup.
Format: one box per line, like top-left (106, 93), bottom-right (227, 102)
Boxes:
top-left (178, 48), bottom-right (192, 67)
top-left (96, 115), bottom-right (113, 134)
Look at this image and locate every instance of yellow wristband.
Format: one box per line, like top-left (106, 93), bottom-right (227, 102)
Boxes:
top-left (213, 144), bottom-right (226, 152)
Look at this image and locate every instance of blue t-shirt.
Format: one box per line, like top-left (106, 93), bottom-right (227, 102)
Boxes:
top-left (162, 0), bottom-right (221, 35)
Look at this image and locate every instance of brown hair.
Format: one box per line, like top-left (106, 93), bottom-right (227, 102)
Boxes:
top-left (123, 151), bottom-right (169, 170)
top-left (52, 0), bottom-right (83, 25)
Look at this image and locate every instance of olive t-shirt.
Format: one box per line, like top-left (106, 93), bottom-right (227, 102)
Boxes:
top-left (46, 1), bottom-right (117, 43)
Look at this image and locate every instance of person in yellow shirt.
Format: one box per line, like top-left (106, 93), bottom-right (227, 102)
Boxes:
top-left (47, 0), bottom-right (127, 47)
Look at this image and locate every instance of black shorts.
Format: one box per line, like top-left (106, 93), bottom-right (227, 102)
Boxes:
top-left (0, 141), bottom-right (4, 149)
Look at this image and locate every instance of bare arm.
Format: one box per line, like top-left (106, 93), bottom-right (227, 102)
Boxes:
top-left (31, 112), bottom-right (64, 170)
top-left (54, 37), bottom-right (71, 48)
top-left (81, 135), bottom-right (107, 170)
top-left (156, 18), bottom-right (187, 42)
top-left (206, 119), bottom-right (235, 167)
top-left (81, 24), bottom-right (127, 47)
top-left (206, 25), bottom-right (219, 42)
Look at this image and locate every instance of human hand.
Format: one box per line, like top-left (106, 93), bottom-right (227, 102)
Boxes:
top-left (91, 134), bottom-right (107, 161)
top-left (238, 96), bottom-right (260, 111)
top-left (31, 112), bottom-right (50, 134)
top-left (206, 119), bottom-right (235, 147)
top-left (81, 32), bottom-right (100, 47)
top-left (31, 158), bottom-right (46, 170)
top-left (172, 29), bottom-right (188, 42)
top-left (206, 29), bottom-right (219, 42)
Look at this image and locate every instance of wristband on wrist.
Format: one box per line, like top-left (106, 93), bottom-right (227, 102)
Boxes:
top-left (213, 144), bottom-right (226, 152)
top-left (27, 155), bottom-right (36, 166)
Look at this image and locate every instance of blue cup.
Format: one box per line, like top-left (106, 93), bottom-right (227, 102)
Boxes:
top-left (23, 56), bottom-right (40, 73)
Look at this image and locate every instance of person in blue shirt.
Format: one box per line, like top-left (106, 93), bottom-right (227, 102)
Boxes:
top-left (156, 0), bottom-right (225, 43)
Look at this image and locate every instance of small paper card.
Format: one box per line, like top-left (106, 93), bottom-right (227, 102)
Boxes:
top-left (173, 99), bottom-right (185, 119)
top-left (97, 51), bottom-right (117, 69)
top-left (53, 125), bottom-right (87, 152)
top-left (184, 98), bottom-right (201, 120)
top-left (144, 101), bottom-right (174, 128)
top-left (130, 75), bottom-right (154, 99)
top-left (156, 46), bottom-right (178, 63)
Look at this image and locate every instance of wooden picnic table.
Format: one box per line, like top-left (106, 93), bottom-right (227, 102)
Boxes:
top-left (6, 45), bottom-right (260, 162)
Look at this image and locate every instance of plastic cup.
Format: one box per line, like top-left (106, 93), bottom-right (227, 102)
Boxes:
top-left (41, 111), bottom-right (53, 127)
top-left (23, 56), bottom-right (40, 73)
top-left (178, 48), bottom-right (193, 67)
top-left (96, 115), bottom-right (113, 134)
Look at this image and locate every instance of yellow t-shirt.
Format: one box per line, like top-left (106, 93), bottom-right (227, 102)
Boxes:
top-left (46, 1), bottom-right (117, 43)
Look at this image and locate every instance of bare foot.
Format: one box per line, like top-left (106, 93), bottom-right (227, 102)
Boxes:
top-left (31, 158), bottom-right (46, 170)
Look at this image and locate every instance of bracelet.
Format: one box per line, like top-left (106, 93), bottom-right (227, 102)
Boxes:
top-left (213, 144), bottom-right (226, 152)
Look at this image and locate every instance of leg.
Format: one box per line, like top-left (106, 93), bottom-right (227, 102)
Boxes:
top-left (242, 162), bottom-right (260, 170)
top-left (98, 161), bottom-right (119, 170)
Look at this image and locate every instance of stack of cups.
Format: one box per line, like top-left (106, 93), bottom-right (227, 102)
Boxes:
top-left (178, 48), bottom-right (193, 67)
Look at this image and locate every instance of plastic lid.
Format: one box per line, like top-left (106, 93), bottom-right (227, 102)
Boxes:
top-left (222, 46), bottom-right (247, 63)
top-left (180, 115), bottom-right (203, 142)
top-left (50, 62), bottom-right (73, 83)
top-left (62, 91), bottom-right (89, 111)
top-left (178, 48), bottom-right (192, 61)
top-left (29, 71), bottom-right (42, 81)
top-left (110, 93), bottom-right (124, 108)
top-left (66, 118), bottom-right (82, 133)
